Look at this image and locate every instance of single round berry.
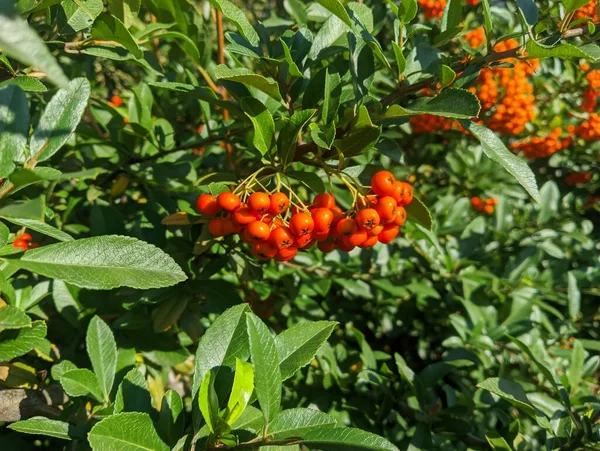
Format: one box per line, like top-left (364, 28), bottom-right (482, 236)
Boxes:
top-left (289, 213), bottom-right (315, 237)
top-left (313, 193), bottom-right (336, 209)
top-left (269, 192), bottom-right (290, 215)
top-left (394, 206), bottom-right (407, 226)
top-left (330, 206), bottom-right (343, 225)
top-left (248, 192), bottom-right (271, 214)
top-left (245, 221), bottom-right (271, 242)
top-left (359, 235), bottom-right (379, 248)
top-left (312, 208), bottom-right (334, 233)
top-left (378, 224), bottom-right (400, 244)
top-left (375, 196), bottom-right (397, 224)
top-left (270, 226), bottom-right (295, 249)
top-left (313, 230), bottom-right (331, 242)
top-left (196, 194), bottom-right (220, 216)
top-left (110, 95), bottom-right (123, 107)
top-left (393, 182), bottom-right (413, 206)
top-left (336, 218), bottom-right (357, 237)
top-left (208, 218), bottom-right (226, 236)
top-left (371, 170), bottom-right (396, 197)
top-left (355, 208), bottom-right (380, 230)
top-left (12, 239), bottom-right (29, 250)
top-left (483, 205), bottom-right (494, 215)
top-left (252, 242), bottom-right (278, 260)
top-left (274, 245), bottom-right (298, 262)
top-left (345, 229), bottom-right (368, 247)
top-left (369, 225), bottom-right (384, 236)
top-left (233, 207), bottom-right (260, 225)
top-left (217, 192), bottom-right (241, 212)
top-left (296, 234), bottom-right (314, 248)
top-left (318, 239), bottom-right (336, 254)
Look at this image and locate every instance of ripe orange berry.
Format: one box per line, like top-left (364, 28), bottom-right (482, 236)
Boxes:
top-left (110, 95), bottom-right (123, 107)
top-left (245, 221), bottom-right (271, 242)
top-left (274, 245), bottom-right (298, 262)
top-left (289, 213), bottom-right (314, 237)
top-left (313, 208), bottom-right (334, 233)
top-left (378, 224), bottom-right (400, 244)
top-left (313, 230), bottom-right (331, 241)
top-left (344, 229), bottom-right (368, 247)
top-left (217, 192), bottom-right (241, 212)
top-left (330, 206), bottom-right (343, 225)
top-left (313, 193), bottom-right (336, 209)
top-left (369, 225), bottom-right (384, 236)
top-left (375, 196), bottom-right (397, 224)
top-left (318, 239), bottom-right (336, 254)
top-left (483, 205), bottom-right (494, 215)
top-left (270, 227), bottom-right (295, 249)
top-left (486, 198), bottom-right (498, 207)
top-left (355, 208), bottom-right (380, 230)
top-left (269, 192), bottom-right (290, 215)
top-left (336, 218), bottom-right (357, 237)
top-left (252, 242), bottom-right (277, 260)
top-left (248, 192), bottom-right (271, 214)
top-left (357, 195), bottom-right (377, 209)
top-left (393, 182), bottom-right (413, 206)
top-left (296, 234), bottom-right (314, 248)
top-left (233, 207), bottom-right (260, 225)
top-left (196, 194), bottom-right (221, 216)
top-left (359, 235), bottom-right (379, 248)
top-left (335, 238), bottom-right (355, 252)
top-left (471, 197), bottom-right (483, 209)
top-left (208, 218), bottom-right (226, 236)
top-left (17, 233), bottom-right (32, 242)
top-left (371, 171), bottom-right (396, 197)
top-left (223, 218), bottom-right (242, 235)
top-left (12, 239), bottom-right (29, 250)
top-left (394, 206), bottom-right (407, 226)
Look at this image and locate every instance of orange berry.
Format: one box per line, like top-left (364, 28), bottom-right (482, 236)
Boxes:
top-left (296, 234), bottom-right (314, 248)
top-left (393, 182), bottom-right (413, 206)
top-left (313, 193), bottom-right (336, 209)
top-left (375, 196), bottom-right (397, 224)
top-left (355, 208), bottom-right (380, 230)
top-left (369, 225), bottom-right (384, 236)
top-left (223, 218), bottom-right (242, 235)
top-left (269, 192), bottom-right (290, 215)
top-left (196, 194), bottom-right (221, 216)
top-left (17, 233), bottom-right (32, 242)
top-left (217, 192), bottom-right (241, 212)
top-left (335, 238), bottom-right (355, 252)
top-left (330, 206), bottom-right (343, 225)
top-left (248, 192), bottom-right (271, 214)
top-left (344, 229), bottom-right (368, 247)
top-left (208, 218), bottom-right (226, 236)
top-left (245, 221), bottom-right (271, 242)
top-left (110, 95), bottom-right (123, 107)
top-left (318, 238), bottom-right (336, 253)
top-left (270, 227), bottom-right (295, 249)
top-left (312, 208), bottom-right (334, 233)
top-left (359, 235), bottom-right (379, 248)
top-left (378, 224), bottom-right (400, 244)
top-left (371, 171), bottom-right (396, 197)
top-left (289, 213), bottom-right (314, 237)
top-left (12, 239), bottom-right (29, 250)
top-left (394, 206), bottom-right (407, 226)
top-left (483, 205), bottom-right (494, 215)
top-left (313, 230), bottom-right (331, 241)
top-left (252, 242), bottom-right (277, 260)
top-left (233, 207), bottom-right (260, 225)
top-left (274, 245), bottom-right (298, 262)
top-left (336, 218), bottom-right (357, 237)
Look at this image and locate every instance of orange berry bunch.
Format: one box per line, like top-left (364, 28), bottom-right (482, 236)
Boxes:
top-left (12, 233), bottom-right (39, 251)
top-left (581, 88), bottom-right (597, 112)
top-left (471, 197), bottom-right (498, 215)
top-left (575, 113), bottom-right (600, 141)
top-left (510, 127), bottom-right (572, 159)
top-left (579, 64), bottom-right (600, 112)
top-left (574, 0), bottom-right (598, 22)
top-left (464, 27), bottom-right (485, 49)
top-left (565, 172), bottom-right (592, 185)
top-left (417, 0), bottom-right (446, 19)
top-left (195, 171), bottom-right (413, 261)
top-left (409, 113), bottom-right (457, 134)
top-left (468, 68), bottom-right (499, 111)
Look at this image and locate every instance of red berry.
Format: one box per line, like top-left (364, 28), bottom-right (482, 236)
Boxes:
top-left (248, 192), bottom-right (271, 214)
top-left (371, 171), bottom-right (396, 196)
top-left (217, 192), bottom-right (241, 212)
top-left (196, 194), bottom-right (221, 216)
top-left (355, 208), bottom-right (380, 230)
top-left (289, 213), bottom-right (314, 237)
top-left (269, 192), bottom-right (290, 215)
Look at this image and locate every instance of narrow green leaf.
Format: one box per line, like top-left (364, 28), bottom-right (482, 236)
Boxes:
top-left (61, 0), bottom-right (104, 32)
top-left (3, 218), bottom-right (73, 242)
top-left (30, 78), bottom-right (90, 162)
top-left (567, 272), bottom-right (581, 320)
top-left (485, 431), bottom-right (512, 451)
top-left (241, 98), bottom-right (275, 155)
top-left (0, 76), bottom-right (47, 92)
top-left (59, 368), bottom-right (104, 402)
top-left (0, 305), bottom-right (31, 332)
top-left (0, 222), bottom-right (8, 248)
top-left (199, 369), bottom-right (221, 433)
top-left (384, 89), bottom-right (480, 119)
top-left (516, 0), bottom-right (538, 25)
top-left (525, 40), bottom-right (600, 60)
top-left (246, 312), bottom-right (281, 423)
top-left (214, 65), bottom-right (283, 101)
top-left (481, 0), bottom-right (493, 34)
top-left (391, 42), bottom-right (406, 78)
top-left (208, 0), bottom-right (259, 47)
top-left (158, 390), bottom-right (184, 446)
top-left (0, 320), bottom-right (46, 361)
top-left (405, 196), bottom-right (433, 231)
top-left (225, 358), bottom-right (254, 425)
top-left (275, 321), bottom-right (337, 381)
top-left (441, 0), bottom-right (462, 32)
top-left (88, 412), bottom-right (170, 451)
top-left (86, 316), bottom-right (118, 401)
top-left (308, 13), bottom-right (347, 61)
top-left (0, 3), bottom-right (69, 88)
top-left (477, 377), bottom-right (536, 417)
top-left (278, 109), bottom-right (316, 167)
top-left (0, 197), bottom-right (45, 221)
top-left (269, 408), bottom-right (337, 439)
top-left (567, 339), bottom-right (585, 393)
top-left (8, 417), bottom-right (73, 440)
top-left (280, 39), bottom-right (303, 78)
top-left (302, 427), bottom-right (399, 451)
top-left (0, 85), bottom-right (29, 178)
top-left (561, 0), bottom-right (590, 14)
top-left (461, 122), bottom-right (540, 203)
top-left (114, 368), bottom-right (152, 414)
top-left (6, 235), bottom-right (187, 290)
top-left (323, 69), bottom-right (341, 125)
top-left (92, 13), bottom-right (143, 58)
top-left (315, 0), bottom-right (353, 27)
top-left (107, 0), bottom-right (141, 29)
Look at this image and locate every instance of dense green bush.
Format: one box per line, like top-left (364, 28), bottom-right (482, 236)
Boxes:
top-left (0, 0), bottom-right (599, 450)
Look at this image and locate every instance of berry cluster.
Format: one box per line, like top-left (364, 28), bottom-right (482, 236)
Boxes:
top-left (579, 64), bottom-right (600, 112)
top-left (471, 197), bottom-right (498, 215)
top-left (464, 27), bottom-right (485, 49)
top-left (417, 0), bottom-right (446, 19)
top-left (12, 233), bottom-right (39, 251)
top-left (565, 172), bottom-right (592, 185)
top-left (511, 127), bottom-right (572, 159)
top-left (575, 113), bottom-right (600, 141)
top-left (196, 171), bottom-right (413, 261)
top-left (574, 0), bottom-right (598, 22)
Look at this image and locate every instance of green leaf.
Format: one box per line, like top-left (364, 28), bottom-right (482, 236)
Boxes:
top-left (92, 13), bottom-right (143, 58)
top-left (0, 197), bottom-right (45, 221)
top-left (441, 0), bottom-right (462, 32)
top-left (225, 358), bottom-right (254, 425)
top-left (477, 377), bottom-right (536, 417)
top-left (314, 0), bottom-right (353, 27)
top-left (516, 0), bottom-right (538, 25)
top-left (3, 218), bottom-right (73, 242)
top-left (567, 272), bottom-right (580, 320)
top-left (192, 304), bottom-right (250, 397)
top-left (308, 13), bottom-right (347, 61)
top-left (280, 39), bottom-right (304, 78)
top-left (461, 122), bottom-right (540, 203)
top-left (269, 408), bottom-right (337, 439)
top-left (323, 69), bottom-right (341, 125)
top-left (246, 312), bottom-right (281, 423)
top-left (241, 98), bottom-right (275, 155)
top-left (199, 369), bottom-right (221, 434)
top-left (288, 170), bottom-right (326, 194)
top-left (302, 427), bottom-right (399, 451)
top-left (310, 123), bottom-right (335, 150)
top-left (485, 431), bottom-right (512, 451)
top-left (537, 181), bottom-right (559, 224)
top-left (561, 0), bottom-right (590, 14)
top-left (0, 85), bottom-right (29, 178)
top-left (439, 65), bottom-right (456, 88)
top-left (0, 305), bottom-right (31, 332)
top-left (61, 0), bottom-right (104, 32)
top-left (208, 0), bottom-right (259, 47)
top-left (107, 0), bottom-right (141, 28)
top-left (30, 78), bottom-right (90, 162)
top-left (525, 40), bottom-right (600, 60)
top-left (391, 42), bottom-right (406, 78)
top-left (148, 82), bottom-right (243, 116)
top-left (275, 321), bottom-right (337, 381)
top-left (158, 390), bottom-right (184, 446)
top-left (481, 0), bottom-right (493, 34)
top-left (0, 320), bottom-right (46, 361)
top-left (8, 417), bottom-right (73, 440)
top-left (278, 109), bottom-right (316, 167)
top-left (86, 316), bottom-right (118, 401)
top-left (567, 339), bottom-right (585, 393)
top-left (59, 368), bottom-right (104, 402)
top-left (405, 196), bottom-right (433, 231)
top-left (214, 65), bottom-right (283, 101)
top-left (88, 412), bottom-right (170, 451)
top-left (384, 89), bottom-right (480, 119)
top-left (334, 107), bottom-right (381, 158)
top-left (153, 31), bottom-right (201, 64)
top-left (0, 222), bottom-right (8, 248)
top-left (0, 3), bottom-right (69, 88)
top-left (0, 76), bottom-right (47, 92)
top-left (6, 235), bottom-right (187, 290)
top-left (114, 368), bottom-right (152, 414)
